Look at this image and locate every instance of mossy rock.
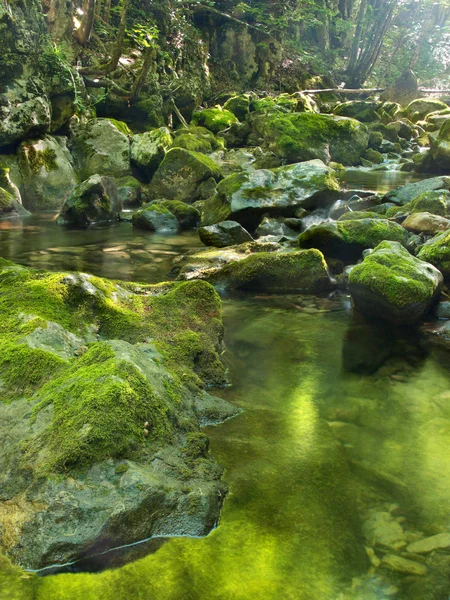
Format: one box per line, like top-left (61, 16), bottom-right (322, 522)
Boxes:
top-left (132, 204), bottom-right (179, 232)
top-left (116, 175), bottom-right (142, 207)
top-left (338, 211), bottom-right (383, 221)
top-left (206, 249), bottom-right (335, 293)
top-left (430, 119), bottom-right (450, 169)
top-left (202, 160), bottom-right (340, 227)
top-left (417, 230), bottom-right (450, 278)
top-left (386, 190), bottom-right (450, 218)
top-left (349, 240), bottom-right (443, 324)
top-left (298, 218), bottom-right (408, 263)
top-left (199, 221), bottom-right (253, 248)
top-left (333, 101), bottom-right (381, 123)
top-left (0, 187), bottom-right (30, 219)
top-left (251, 112), bottom-right (369, 165)
top-left (130, 127), bottom-right (173, 181)
top-left (363, 148), bottom-right (384, 164)
top-left (385, 176), bottom-right (450, 206)
top-left (191, 107), bottom-right (239, 134)
top-left (153, 200), bottom-right (200, 230)
top-left (224, 95), bottom-right (250, 121)
top-left (406, 98), bottom-right (449, 123)
top-left (146, 148), bottom-right (222, 203)
top-left (173, 126), bottom-right (224, 154)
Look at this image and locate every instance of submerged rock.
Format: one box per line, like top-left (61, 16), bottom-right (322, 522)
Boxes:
top-left (298, 218), bottom-right (408, 262)
top-left (199, 221), bottom-right (253, 248)
top-left (18, 135), bottom-right (77, 211)
top-left (202, 160), bottom-right (339, 227)
top-left (349, 241), bottom-right (443, 324)
top-left (0, 260), bottom-right (234, 569)
top-left (57, 175), bottom-right (122, 228)
top-left (381, 554), bottom-right (427, 576)
top-left (406, 532), bottom-right (450, 554)
top-left (146, 148), bottom-right (222, 203)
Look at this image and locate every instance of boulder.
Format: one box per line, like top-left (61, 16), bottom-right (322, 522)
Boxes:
top-left (407, 98), bottom-right (449, 123)
top-left (202, 160), bottom-right (340, 227)
top-left (70, 119), bottom-right (131, 180)
top-left (0, 259), bottom-right (233, 569)
top-left (148, 200), bottom-right (200, 230)
top-left (256, 217), bottom-right (294, 237)
top-left (380, 70), bottom-right (419, 105)
top-left (298, 218), bottom-right (408, 262)
top-left (251, 112), bottom-right (369, 165)
top-left (402, 212), bottom-right (450, 235)
top-left (132, 205), bottom-right (180, 232)
top-left (116, 175), bottom-right (142, 207)
top-left (386, 189), bottom-right (450, 218)
top-left (385, 176), bottom-right (450, 206)
top-left (146, 148), bottom-right (222, 203)
top-left (417, 230), bottom-right (450, 278)
top-left (224, 95), bottom-right (250, 121)
top-left (130, 127), bottom-right (173, 181)
top-left (173, 126), bottom-right (224, 154)
top-left (57, 175), bottom-right (122, 227)
top-left (0, 96), bottom-right (51, 149)
top-left (191, 107), bottom-right (239, 133)
top-left (333, 101), bottom-right (381, 123)
top-left (349, 241), bottom-right (443, 324)
top-left (430, 119), bottom-right (450, 169)
top-left (18, 135), bottom-right (77, 211)
top-left (199, 221), bottom-right (253, 248)
top-left (0, 187), bottom-right (30, 219)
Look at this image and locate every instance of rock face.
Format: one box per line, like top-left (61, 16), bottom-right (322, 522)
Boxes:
top-left (57, 175), bottom-right (122, 227)
top-left (298, 218), bottom-right (408, 262)
top-left (146, 148), bottom-right (222, 203)
top-left (70, 119), bottom-right (131, 181)
top-left (430, 119), bottom-right (450, 169)
top-left (251, 112), bottom-right (369, 165)
top-left (417, 230), bottom-right (450, 278)
top-left (202, 160), bottom-right (340, 227)
top-left (199, 221), bottom-right (253, 248)
top-left (349, 241), bottom-right (443, 324)
top-left (130, 127), bottom-right (173, 181)
top-left (385, 176), bottom-right (450, 206)
top-left (0, 260), bottom-right (234, 569)
top-left (18, 135), bottom-right (77, 211)
top-left (132, 205), bottom-right (180, 232)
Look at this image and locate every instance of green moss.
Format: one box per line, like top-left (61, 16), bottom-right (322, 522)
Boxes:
top-left (24, 145), bottom-right (57, 175)
top-left (417, 230), bottom-right (450, 278)
top-left (105, 118), bottom-right (132, 136)
top-left (191, 108), bottom-right (239, 134)
top-left (0, 187), bottom-right (15, 209)
top-left (172, 133), bottom-right (213, 154)
top-left (223, 95), bottom-right (250, 120)
top-left (338, 211), bottom-right (383, 221)
top-left (156, 200), bottom-right (200, 230)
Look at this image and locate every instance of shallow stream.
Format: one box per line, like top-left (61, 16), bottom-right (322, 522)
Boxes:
top-left (1, 169), bottom-right (450, 599)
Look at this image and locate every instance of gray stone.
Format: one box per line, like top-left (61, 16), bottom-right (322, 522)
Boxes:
top-left (132, 206), bottom-right (180, 232)
top-left (385, 176), bottom-right (450, 206)
top-left (130, 128), bottom-right (173, 180)
top-left (199, 221), bottom-right (253, 248)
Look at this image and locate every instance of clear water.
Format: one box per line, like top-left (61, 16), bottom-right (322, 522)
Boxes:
top-left (1, 170), bottom-right (450, 600)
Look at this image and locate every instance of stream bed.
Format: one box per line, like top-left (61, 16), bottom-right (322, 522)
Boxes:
top-left (1, 170), bottom-right (450, 599)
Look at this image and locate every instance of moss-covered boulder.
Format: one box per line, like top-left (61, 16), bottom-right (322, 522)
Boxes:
top-left (57, 175), bottom-right (122, 228)
top-left (333, 101), bottom-right (381, 123)
top-left (132, 204), bottom-right (180, 232)
top-left (0, 259), bottom-right (234, 569)
top-left (116, 175), bottom-right (142, 207)
top-left (0, 187), bottom-right (30, 219)
top-left (199, 221), bottom-right (253, 248)
top-left (224, 95), bottom-right (250, 121)
top-left (172, 126), bottom-right (224, 154)
top-left (70, 118), bottom-right (131, 181)
top-left (406, 98), bottom-right (449, 123)
top-left (417, 230), bottom-right (450, 278)
top-left (0, 96), bottom-right (51, 149)
top-left (349, 241), bottom-right (443, 324)
top-left (146, 148), bottom-right (222, 203)
top-left (191, 107), bottom-right (239, 133)
top-left (385, 176), bottom-right (450, 206)
top-left (386, 190), bottom-right (450, 218)
top-left (130, 127), bottom-right (173, 181)
top-left (430, 119), bottom-right (450, 169)
top-left (298, 218), bottom-right (408, 262)
top-left (202, 160), bottom-right (340, 227)
top-left (338, 211), bottom-right (384, 221)
top-left (150, 199), bottom-right (200, 230)
top-left (251, 112), bottom-right (369, 165)
top-left (18, 135), bottom-right (77, 211)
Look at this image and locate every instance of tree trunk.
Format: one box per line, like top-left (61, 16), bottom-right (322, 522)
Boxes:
top-left (94, 0), bottom-right (102, 23)
top-left (409, 2), bottom-right (432, 69)
top-left (102, 0), bottom-right (111, 24)
top-left (106, 0), bottom-right (131, 73)
top-left (130, 46), bottom-right (156, 103)
top-left (346, 0), bottom-right (368, 83)
top-left (74, 0), bottom-right (96, 45)
top-left (47, 0), bottom-right (73, 40)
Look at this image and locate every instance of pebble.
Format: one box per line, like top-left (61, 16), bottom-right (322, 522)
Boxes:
top-left (381, 554), bottom-right (427, 576)
top-left (406, 532), bottom-right (450, 554)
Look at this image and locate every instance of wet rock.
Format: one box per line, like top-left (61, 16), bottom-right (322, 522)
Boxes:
top-left (256, 217), bottom-right (294, 238)
top-left (57, 175), bottom-right (122, 228)
top-left (202, 160), bottom-right (339, 227)
top-left (146, 148), bottom-right (222, 203)
top-left (436, 301), bottom-right (450, 319)
top-left (130, 127), bottom-right (173, 181)
top-left (385, 176), bottom-right (450, 206)
top-left (381, 554), bottom-right (427, 576)
top-left (402, 212), bottom-right (450, 235)
top-left (18, 135), bottom-right (77, 211)
top-left (406, 533), bottom-right (450, 554)
top-left (148, 200), bottom-right (200, 230)
top-left (132, 205), bottom-right (179, 232)
top-left (349, 241), bottom-right (443, 324)
top-left (199, 221), bottom-right (253, 248)
top-left (363, 511), bottom-right (406, 551)
top-left (298, 218), bottom-right (408, 263)
top-left (70, 118), bottom-right (131, 181)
